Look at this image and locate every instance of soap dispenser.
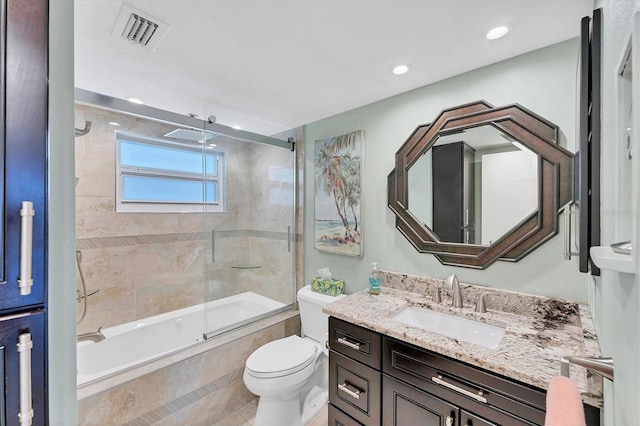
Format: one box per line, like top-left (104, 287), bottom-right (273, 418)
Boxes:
top-left (369, 262), bottom-right (381, 295)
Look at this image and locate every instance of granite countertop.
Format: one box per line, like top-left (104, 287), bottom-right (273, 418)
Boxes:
top-left (323, 272), bottom-right (603, 408)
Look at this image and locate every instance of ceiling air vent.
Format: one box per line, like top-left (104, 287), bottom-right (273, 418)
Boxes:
top-left (111, 3), bottom-right (170, 51)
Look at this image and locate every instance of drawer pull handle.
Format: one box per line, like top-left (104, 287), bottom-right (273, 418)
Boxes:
top-left (19, 201), bottom-right (35, 296)
top-left (337, 337), bottom-right (360, 351)
top-left (338, 382), bottom-right (362, 399)
top-left (432, 375), bottom-right (487, 403)
top-left (18, 333), bottom-right (34, 425)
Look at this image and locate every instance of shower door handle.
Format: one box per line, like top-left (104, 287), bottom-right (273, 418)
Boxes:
top-left (17, 333), bottom-right (34, 426)
top-left (19, 201), bottom-right (35, 296)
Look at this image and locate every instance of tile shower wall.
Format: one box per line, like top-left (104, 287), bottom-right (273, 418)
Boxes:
top-left (75, 105), bottom-right (303, 334)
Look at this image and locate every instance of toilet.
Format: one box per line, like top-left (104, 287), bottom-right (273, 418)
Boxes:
top-left (243, 285), bottom-right (345, 426)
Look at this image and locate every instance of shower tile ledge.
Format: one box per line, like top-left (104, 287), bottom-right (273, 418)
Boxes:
top-left (77, 309), bottom-right (300, 400)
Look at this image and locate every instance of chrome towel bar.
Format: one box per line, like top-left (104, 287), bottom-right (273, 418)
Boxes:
top-left (560, 356), bottom-right (614, 381)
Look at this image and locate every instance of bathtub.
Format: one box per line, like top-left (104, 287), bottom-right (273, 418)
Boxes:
top-left (77, 292), bottom-right (286, 385)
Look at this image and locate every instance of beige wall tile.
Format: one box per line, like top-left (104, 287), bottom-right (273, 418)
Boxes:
top-left (76, 284), bottom-right (135, 334)
top-left (136, 274), bottom-right (206, 319)
top-left (78, 368), bottom-right (175, 425)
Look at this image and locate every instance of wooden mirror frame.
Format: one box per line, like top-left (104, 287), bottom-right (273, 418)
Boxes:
top-left (387, 100), bottom-right (574, 269)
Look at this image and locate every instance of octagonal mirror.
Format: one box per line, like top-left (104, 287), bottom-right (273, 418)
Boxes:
top-left (388, 101), bottom-right (573, 269)
top-left (407, 125), bottom-right (539, 246)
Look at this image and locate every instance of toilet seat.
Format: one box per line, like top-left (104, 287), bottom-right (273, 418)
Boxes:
top-left (245, 335), bottom-right (317, 379)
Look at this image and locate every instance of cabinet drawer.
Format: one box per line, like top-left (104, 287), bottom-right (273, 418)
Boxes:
top-left (329, 350), bottom-right (381, 425)
top-left (383, 337), bottom-right (545, 425)
top-left (328, 403), bottom-right (364, 426)
top-left (329, 317), bottom-right (381, 369)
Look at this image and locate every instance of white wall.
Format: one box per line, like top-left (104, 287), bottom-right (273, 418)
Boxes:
top-left (304, 39), bottom-right (590, 301)
top-left (481, 149), bottom-right (538, 245)
top-left (48, 0), bottom-right (78, 423)
top-left (594, 1), bottom-right (640, 424)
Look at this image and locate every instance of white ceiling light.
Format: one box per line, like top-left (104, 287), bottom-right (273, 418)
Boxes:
top-left (486, 26), bottom-right (509, 40)
top-left (232, 125), bottom-right (242, 130)
top-left (127, 97), bottom-right (144, 104)
top-left (392, 64), bottom-right (410, 75)
top-left (108, 121), bottom-right (120, 126)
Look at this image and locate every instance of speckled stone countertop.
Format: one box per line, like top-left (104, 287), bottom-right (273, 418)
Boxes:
top-left (323, 270), bottom-right (603, 408)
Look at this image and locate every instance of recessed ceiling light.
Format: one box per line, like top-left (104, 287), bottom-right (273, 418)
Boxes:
top-left (232, 125), bottom-right (242, 130)
top-left (486, 26), bottom-right (509, 40)
top-left (392, 64), bottom-right (409, 75)
top-left (126, 97), bottom-right (144, 104)
top-left (108, 121), bottom-right (120, 126)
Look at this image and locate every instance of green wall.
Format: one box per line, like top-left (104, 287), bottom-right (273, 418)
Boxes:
top-left (595, 1), bottom-right (640, 424)
top-left (304, 38), bottom-right (589, 301)
top-left (49, 0), bottom-right (78, 423)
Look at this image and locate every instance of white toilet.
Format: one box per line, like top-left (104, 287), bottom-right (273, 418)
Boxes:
top-left (243, 285), bottom-right (345, 426)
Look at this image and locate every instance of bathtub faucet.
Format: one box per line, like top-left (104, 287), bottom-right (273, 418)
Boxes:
top-left (77, 327), bottom-right (105, 343)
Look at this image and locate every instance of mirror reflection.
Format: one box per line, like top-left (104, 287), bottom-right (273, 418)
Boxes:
top-left (407, 125), bottom-right (539, 246)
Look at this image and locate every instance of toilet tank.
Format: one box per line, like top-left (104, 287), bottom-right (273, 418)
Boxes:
top-left (297, 285), bottom-right (345, 343)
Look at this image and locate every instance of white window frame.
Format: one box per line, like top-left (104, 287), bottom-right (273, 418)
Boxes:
top-left (115, 132), bottom-right (227, 213)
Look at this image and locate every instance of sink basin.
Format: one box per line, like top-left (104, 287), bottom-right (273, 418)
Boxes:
top-left (392, 306), bottom-right (505, 349)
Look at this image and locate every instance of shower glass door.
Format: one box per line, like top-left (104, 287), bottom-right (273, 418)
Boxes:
top-left (203, 132), bottom-right (296, 338)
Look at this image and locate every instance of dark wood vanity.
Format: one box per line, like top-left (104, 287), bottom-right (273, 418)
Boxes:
top-left (328, 317), bottom-right (600, 426)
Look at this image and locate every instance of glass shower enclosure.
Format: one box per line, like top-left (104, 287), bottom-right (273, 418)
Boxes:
top-left (74, 89), bottom-right (296, 382)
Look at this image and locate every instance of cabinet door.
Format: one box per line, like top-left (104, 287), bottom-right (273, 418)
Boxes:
top-left (0, 0), bottom-right (47, 311)
top-left (383, 375), bottom-right (458, 426)
top-left (0, 310), bottom-right (46, 425)
top-left (460, 410), bottom-right (496, 426)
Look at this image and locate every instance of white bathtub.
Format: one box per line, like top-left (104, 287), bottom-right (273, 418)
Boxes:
top-left (77, 292), bottom-right (286, 385)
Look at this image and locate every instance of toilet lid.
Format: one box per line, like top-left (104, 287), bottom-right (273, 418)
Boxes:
top-left (246, 335), bottom-right (317, 379)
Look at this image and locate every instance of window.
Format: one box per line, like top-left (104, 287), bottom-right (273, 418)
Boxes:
top-left (116, 133), bottom-right (226, 213)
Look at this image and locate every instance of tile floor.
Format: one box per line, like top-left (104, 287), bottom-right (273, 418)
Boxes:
top-left (214, 398), bottom-right (328, 426)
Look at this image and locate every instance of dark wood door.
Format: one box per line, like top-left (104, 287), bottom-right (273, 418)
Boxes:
top-left (460, 410), bottom-right (496, 426)
top-left (0, 310), bottom-right (46, 425)
top-left (0, 0), bottom-right (48, 312)
top-left (432, 142), bottom-right (474, 244)
top-left (383, 375), bottom-right (459, 426)
top-left (0, 0), bottom-right (47, 423)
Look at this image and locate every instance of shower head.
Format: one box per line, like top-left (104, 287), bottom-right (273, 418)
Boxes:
top-left (164, 128), bottom-right (216, 142)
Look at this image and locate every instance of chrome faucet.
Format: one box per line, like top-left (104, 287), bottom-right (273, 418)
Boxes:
top-left (446, 274), bottom-right (463, 308)
top-left (77, 327), bottom-right (105, 343)
top-left (428, 282), bottom-right (441, 303)
top-left (475, 292), bottom-right (492, 313)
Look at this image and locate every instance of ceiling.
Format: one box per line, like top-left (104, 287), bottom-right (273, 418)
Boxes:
top-left (74, 0), bottom-right (594, 136)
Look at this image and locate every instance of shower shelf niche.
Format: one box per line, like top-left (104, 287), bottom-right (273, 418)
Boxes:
top-left (230, 264), bottom-right (262, 270)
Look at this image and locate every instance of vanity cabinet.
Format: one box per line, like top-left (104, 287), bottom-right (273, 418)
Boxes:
top-left (383, 337), bottom-right (546, 426)
top-left (328, 317), bottom-right (600, 426)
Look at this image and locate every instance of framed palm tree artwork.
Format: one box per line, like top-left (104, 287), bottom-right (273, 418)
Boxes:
top-left (314, 129), bottom-right (363, 257)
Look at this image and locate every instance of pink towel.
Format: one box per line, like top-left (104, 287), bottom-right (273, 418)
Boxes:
top-left (544, 376), bottom-right (586, 426)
